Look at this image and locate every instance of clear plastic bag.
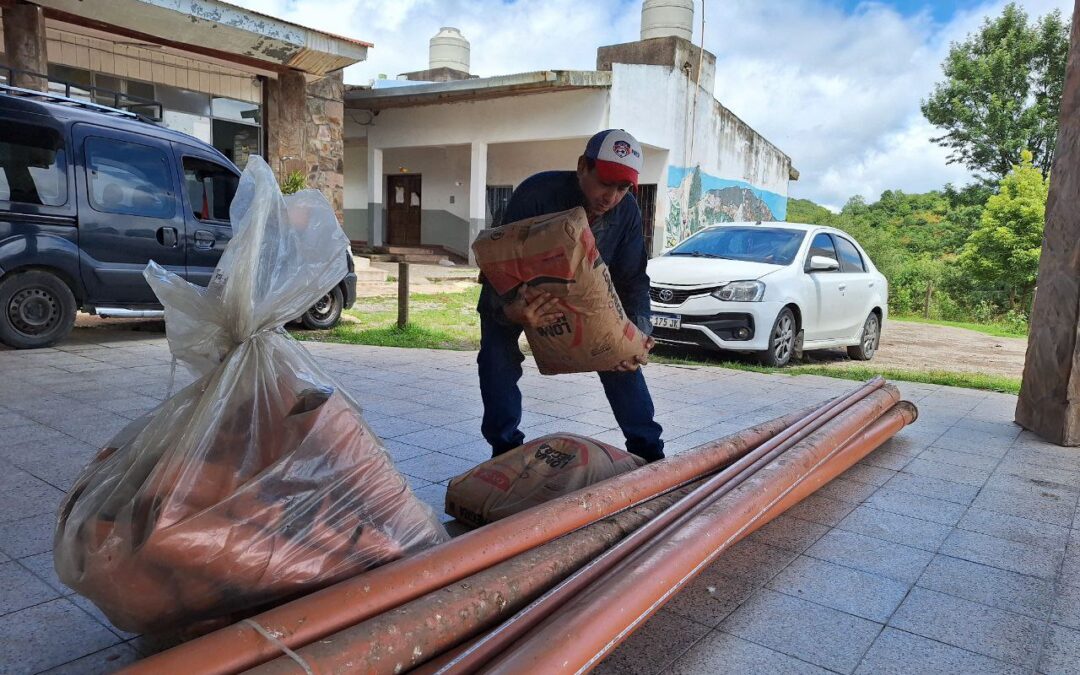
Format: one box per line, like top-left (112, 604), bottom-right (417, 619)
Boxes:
top-left (54, 157), bottom-right (449, 634)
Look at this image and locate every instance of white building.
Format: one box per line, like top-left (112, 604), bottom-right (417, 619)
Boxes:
top-left (343, 1), bottom-right (797, 264)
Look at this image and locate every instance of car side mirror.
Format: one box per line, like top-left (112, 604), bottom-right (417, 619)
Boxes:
top-left (809, 255), bottom-right (840, 272)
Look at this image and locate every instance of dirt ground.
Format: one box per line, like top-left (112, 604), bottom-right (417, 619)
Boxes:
top-left (801, 319), bottom-right (1028, 379)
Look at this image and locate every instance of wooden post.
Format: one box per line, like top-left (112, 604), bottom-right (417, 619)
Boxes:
top-left (397, 261), bottom-right (410, 330)
top-left (923, 281), bottom-right (933, 319)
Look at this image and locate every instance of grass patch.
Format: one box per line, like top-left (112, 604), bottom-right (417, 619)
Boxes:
top-left (295, 286), bottom-right (1021, 393)
top-left (295, 286), bottom-right (481, 350)
top-left (317, 323), bottom-right (473, 349)
top-left (891, 314), bottom-right (1028, 339)
top-left (652, 351), bottom-right (1020, 394)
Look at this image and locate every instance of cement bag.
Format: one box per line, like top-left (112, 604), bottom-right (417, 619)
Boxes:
top-left (445, 433), bottom-right (646, 527)
top-left (53, 156), bottom-right (449, 634)
top-left (473, 206), bottom-right (650, 375)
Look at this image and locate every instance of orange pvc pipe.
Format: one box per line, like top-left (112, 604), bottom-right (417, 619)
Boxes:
top-left (483, 401), bottom-right (917, 674)
top-left (251, 380), bottom-right (891, 675)
top-left (125, 404), bottom-right (821, 675)
top-left (410, 642), bottom-right (474, 675)
top-left (439, 382), bottom-right (896, 674)
top-left (748, 400), bottom-right (919, 535)
top-left (247, 483), bottom-right (698, 675)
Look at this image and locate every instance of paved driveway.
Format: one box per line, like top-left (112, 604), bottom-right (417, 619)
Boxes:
top-left (0, 327), bottom-right (1077, 674)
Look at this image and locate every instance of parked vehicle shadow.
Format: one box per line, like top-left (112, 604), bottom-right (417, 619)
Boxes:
top-left (652, 343), bottom-right (853, 369)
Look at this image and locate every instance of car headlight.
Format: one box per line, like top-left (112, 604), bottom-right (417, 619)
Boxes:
top-left (712, 280), bottom-right (765, 302)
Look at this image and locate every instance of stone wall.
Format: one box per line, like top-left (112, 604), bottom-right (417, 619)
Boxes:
top-left (267, 69), bottom-right (345, 224)
top-left (1, 4), bottom-right (48, 91)
top-left (305, 71), bottom-right (345, 223)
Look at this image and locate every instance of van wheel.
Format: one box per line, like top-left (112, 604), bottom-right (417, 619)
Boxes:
top-left (301, 286), bottom-right (343, 330)
top-left (848, 312), bottom-right (881, 361)
top-left (0, 270), bottom-right (77, 349)
top-left (758, 307), bottom-right (796, 367)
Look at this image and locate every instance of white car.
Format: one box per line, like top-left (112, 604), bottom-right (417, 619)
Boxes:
top-left (647, 222), bottom-right (888, 366)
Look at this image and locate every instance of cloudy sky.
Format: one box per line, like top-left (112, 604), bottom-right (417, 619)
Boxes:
top-left (233, 0), bottom-right (1071, 209)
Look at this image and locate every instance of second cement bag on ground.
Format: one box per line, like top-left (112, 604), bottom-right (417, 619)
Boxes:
top-left (445, 433), bottom-right (646, 527)
top-left (472, 206), bottom-right (650, 375)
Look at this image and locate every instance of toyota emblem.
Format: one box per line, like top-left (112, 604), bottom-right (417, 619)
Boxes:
top-left (658, 288), bottom-right (674, 303)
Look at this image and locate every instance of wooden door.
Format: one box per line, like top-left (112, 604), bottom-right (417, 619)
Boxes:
top-left (387, 174), bottom-right (422, 246)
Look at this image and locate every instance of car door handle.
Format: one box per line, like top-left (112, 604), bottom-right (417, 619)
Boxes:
top-left (156, 226), bottom-right (178, 247)
top-left (868, 282), bottom-right (875, 287)
top-left (194, 230), bottom-right (215, 250)
top-left (838, 284), bottom-right (847, 291)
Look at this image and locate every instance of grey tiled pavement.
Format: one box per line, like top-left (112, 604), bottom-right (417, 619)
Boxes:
top-left (1, 327), bottom-right (1079, 674)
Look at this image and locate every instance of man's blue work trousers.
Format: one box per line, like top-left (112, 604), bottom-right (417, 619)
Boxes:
top-left (477, 313), bottom-right (665, 462)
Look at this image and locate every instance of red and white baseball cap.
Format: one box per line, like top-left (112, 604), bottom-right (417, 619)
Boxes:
top-left (584, 129), bottom-right (643, 188)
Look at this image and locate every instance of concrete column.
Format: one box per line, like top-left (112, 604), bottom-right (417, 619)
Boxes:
top-left (1015, 1), bottom-right (1080, 446)
top-left (469, 141), bottom-right (488, 265)
top-left (2, 2), bottom-right (48, 92)
top-left (367, 145), bottom-right (384, 247)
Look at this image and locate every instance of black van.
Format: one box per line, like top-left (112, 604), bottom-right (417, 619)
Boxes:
top-left (0, 84), bottom-right (356, 349)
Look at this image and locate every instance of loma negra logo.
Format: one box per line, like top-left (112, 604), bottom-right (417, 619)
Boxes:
top-left (534, 443), bottom-right (575, 469)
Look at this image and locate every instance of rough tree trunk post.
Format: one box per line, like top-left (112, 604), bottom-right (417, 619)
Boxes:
top-left (1015, 0), bottom-right (1080, 445)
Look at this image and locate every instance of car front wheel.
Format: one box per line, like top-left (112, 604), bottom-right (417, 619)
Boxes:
top-left (759, 307), bottom-right (796, 367)
top-left (848, 312), bottom-right (880, 361)
top-left (301, 286), bottom-right (344, 330)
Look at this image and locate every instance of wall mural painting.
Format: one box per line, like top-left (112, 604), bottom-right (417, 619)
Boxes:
top-left (665, 166), bottom-right (788, 249)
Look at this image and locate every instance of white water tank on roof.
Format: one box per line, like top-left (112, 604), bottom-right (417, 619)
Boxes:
top-left (641, 0), bottom-right (694, 41)
top-left (429, 27), bottom-right (470, 73)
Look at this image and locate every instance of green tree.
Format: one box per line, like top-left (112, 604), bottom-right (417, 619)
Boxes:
top-left (921, 3), bottom-right (1068, 180)
top-left (958, 150), bottom-right (1048, 307)
top-left (786, 198), bottom-right (836, 225)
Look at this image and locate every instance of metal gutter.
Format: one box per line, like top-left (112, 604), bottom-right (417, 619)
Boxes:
top-left (345, 70), bottom-right (613, 109)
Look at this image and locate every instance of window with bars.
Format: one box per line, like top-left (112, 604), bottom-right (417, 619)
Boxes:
top-left (637, 184), bottom-right (658, 256)
top-left (486, 185), bottom-right (513, 226)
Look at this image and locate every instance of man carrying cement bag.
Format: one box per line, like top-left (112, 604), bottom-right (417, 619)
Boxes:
top-left (476, 129), bottom-right (664, 463)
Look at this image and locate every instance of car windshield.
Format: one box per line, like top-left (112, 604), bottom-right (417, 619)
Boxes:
top-left (668, 227), bottom-right (806, 265)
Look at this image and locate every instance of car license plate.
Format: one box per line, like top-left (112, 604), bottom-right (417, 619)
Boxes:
top-left (651, 313), bottom-right (681, 330)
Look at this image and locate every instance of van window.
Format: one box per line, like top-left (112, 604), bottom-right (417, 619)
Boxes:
top-left (0, 123), bottom-right (67, 206)
top-left (86, 136), bottom-right (174, 219)
top-left (183, 157), bottom-right (238, 223)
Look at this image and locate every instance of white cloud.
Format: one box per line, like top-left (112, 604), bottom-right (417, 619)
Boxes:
top-left (706, 0), bottom-right (1071, 205)
top-left (229, 0), bottom-right (1072, 206)
top-left (228, 0), bottom-right (638, 80)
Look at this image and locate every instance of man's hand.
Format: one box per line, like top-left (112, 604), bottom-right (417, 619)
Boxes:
top-left (504, 291), bottom-right (564, 328)
top-left (613, 337), bottom-right (656, 372)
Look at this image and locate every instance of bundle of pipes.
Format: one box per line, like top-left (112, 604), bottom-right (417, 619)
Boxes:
top-left (124, 377), bottom-right (916, 675)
